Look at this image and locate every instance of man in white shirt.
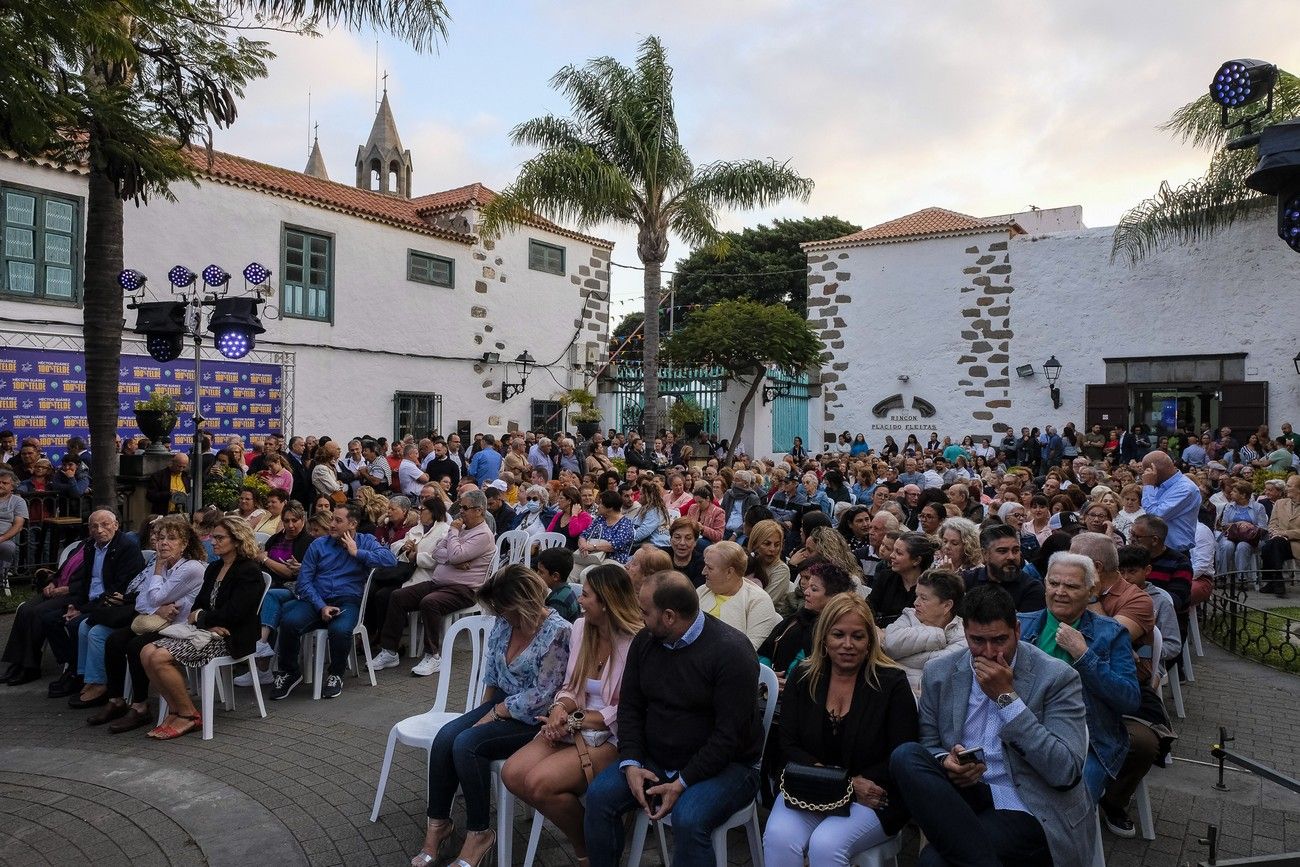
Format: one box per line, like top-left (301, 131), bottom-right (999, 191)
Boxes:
top-left (342, 439), bottom-right (368, 497)
top-left (397, 444), bottom-right (429, 498)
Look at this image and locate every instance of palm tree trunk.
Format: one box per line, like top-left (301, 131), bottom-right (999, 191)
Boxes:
top-left (640, 255), bottom-right (663, 439)
top-left (726, 373), bottom-right (763, 464)
top-left (83, 154), bottom-right (125, 509)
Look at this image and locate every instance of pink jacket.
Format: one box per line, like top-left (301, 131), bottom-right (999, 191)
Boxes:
top-left (554, 616), bottom-right (634, 739)
top-left (686, 501), bottom-right (725, 543)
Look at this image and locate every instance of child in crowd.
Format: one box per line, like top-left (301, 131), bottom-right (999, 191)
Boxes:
top-left (534, 546), bottom-right (580, 622)
top-left (1113, 483), bottom-right (1146, 542)
top-left (1117, 545), bottom-right (1182, 672)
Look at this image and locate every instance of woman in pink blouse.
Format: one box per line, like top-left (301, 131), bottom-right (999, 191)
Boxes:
top-left (501, 564), bottom-right (643, 863)
top-left (663, 473), bottom-right (694, 517)
top-left (548, 486), bottom-right (594, 550)
top-left (684, 483), bottom-right (726, 543)
top-left (257, 452), bottom-right (294, 493)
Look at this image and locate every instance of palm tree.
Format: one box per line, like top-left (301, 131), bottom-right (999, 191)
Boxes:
top-left (0, 1), bottom-right (448, 506)
top-left (480, 36), bottom-right (814, 439)
top-left (1112, 70), bottom-right (1300, 264)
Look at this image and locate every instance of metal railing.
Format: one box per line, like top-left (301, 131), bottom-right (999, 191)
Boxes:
top-left (3, 491), bottom-right (91, 591)
top-left (1196, 726), bottom-right (1300, 866)
top-left (1201, 569), bottom-right (1300, 674)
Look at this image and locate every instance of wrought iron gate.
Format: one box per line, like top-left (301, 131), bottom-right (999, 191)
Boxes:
top-left (770, 370), bottom-right (813, 453)
top-left (609, 363), bottom-right (726, 435)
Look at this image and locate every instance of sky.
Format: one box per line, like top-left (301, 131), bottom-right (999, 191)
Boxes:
top-left (211, 1), bottom-right (1300, 322)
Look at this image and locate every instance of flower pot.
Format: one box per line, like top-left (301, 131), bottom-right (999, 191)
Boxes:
top-left (683, 421), bottom-right (703, 440)
top-left (135, 409), bottom-right (177, 453)
top-left (577, 420), bottom-right (600, 439)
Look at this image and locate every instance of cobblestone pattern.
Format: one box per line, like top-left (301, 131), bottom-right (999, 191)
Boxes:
top-left (1, 617), bottom-right (1298, 866)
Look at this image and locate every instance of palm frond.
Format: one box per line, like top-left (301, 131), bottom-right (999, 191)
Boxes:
top-left (1162, 70), bottom-right (1300, 151)
top-left (680, 158), bottom-right (814, 213)
top-left (666, 192), bottom-right (724, 253)
top-left (510, 115), bottom-right (586, 153)
top-left (240, 0), bottom-right (448, 51)
top-left (1110, 148), bottom-right (1267, 263)
top-left (478, 148), bottom-right (637, 237)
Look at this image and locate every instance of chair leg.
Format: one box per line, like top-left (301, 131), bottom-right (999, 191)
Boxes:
top-left (221, 663), bottom-right (236, 712)
top-left (494, 762), bottom-right (514, 867)
top-left (1188, 605), bottom-right (1204, 657)
top-left (370, 726), bottom-right (399, 822)
top-left (357, 626), bottom-right (377, 687)
top-left (522, 808), bottom-right (545, 867)
top-left (312, 631), bottom-right (326, 700)
top-left (157, 694), bottom-right (169, 727)
top-left (626, 813), bottom-right (649, 867)
top-left (200, 664), bottom-right (215, 740)
top-left (1165, 670), bottom-right (1186, 719)
top-left (656, 820), bottom-right (671, 867)
top-left (408, 611), bottom-right (423, 659)
top-left (1092, 810), bottom-right (1106, 867)
top-left (1135, 778), bottom-right (1156, 841)
top-left (744, 807), bottom-right (764, 867)
top-left (248, 658), bottom-right (267, 719)
top-left (1181, 637), bottom-right (1195, 682)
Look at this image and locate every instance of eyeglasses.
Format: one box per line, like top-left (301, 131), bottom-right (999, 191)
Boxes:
top-left (526, 497), bottom-right (541, 502)
top-left (458, 504), bottom-right (481, 511)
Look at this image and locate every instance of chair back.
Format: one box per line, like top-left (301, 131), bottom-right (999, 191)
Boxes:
top-left (498, 529), bottom-right (531, 567)
top-left (1149, 625), bottom-right (1163, 690)
top-left (254, 531), bottom-right (271, 547)
top-left (432, 614), bottom-right (497, 715)
top-left (757, 663), bottom-right (779, 748)
top-left (358, 569), bottom-right (376, 613)
top-left (533, 533), bottom-right (567, 564)
top-left (57, 540), bottom-right (81, 568)
top-left (256, 571), bottom-right (274, 613)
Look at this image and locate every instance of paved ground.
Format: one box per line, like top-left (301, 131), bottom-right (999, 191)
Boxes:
top-left (2, 615), bottom-right (1299, 867)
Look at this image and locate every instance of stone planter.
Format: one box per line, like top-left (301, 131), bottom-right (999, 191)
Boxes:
top-left (134, 409), bottom-right (177, 454)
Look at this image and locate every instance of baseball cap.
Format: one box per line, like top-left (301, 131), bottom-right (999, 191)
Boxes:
top-left (485, 479), bottom-right (508, 492)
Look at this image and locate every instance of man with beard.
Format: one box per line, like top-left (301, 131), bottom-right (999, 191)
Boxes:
top-left (964, 524), bottom-right (1045, 612)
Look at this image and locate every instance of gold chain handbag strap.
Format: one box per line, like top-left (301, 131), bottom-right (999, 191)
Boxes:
top-left (778, 769), bottom-right (854, 812)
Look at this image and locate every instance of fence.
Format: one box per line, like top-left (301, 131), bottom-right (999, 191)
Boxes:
top-left (608, 363), bottom-right (727, 435)
top-left (4, 491), bottom-right (92, 590)
top-left (1201, 569), bottom-right (1300, 674)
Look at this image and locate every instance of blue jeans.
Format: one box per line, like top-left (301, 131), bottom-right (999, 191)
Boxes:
top-left (276, 598), bottom-right (361, 677)
top-left (426, 699), bottom-right (537, 831)
top-left (890, 742), bottom-right (1051, 867)
top-left (260, 587), bottom-right (295, 632)
top-left (1083, 752), bottom-right (1108, 803)
top-left (78, 621), bottom-right (113, 684)
top-left (584, 761), bottom-right (759, 867)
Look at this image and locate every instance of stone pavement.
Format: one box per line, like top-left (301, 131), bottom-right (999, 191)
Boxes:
top-left (1, 615), bottom-right (1299, 867)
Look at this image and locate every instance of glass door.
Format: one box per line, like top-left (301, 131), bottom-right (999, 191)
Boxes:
top-left (1131, 387), bottom-right (1219, 438)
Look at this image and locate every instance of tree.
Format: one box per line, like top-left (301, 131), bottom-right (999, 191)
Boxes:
top-left (0, 1), bottom-right (448, 506)
top-left (661, 299), bottom-right (823, 462)
top-left (479, 36), bottom-right (813, 439)
top-left (671, 216), bottom-right (859, 315)
top-left (1112, 69), bottom-right (1300, 264)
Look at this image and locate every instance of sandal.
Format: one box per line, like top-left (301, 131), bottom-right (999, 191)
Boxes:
top-left (447, 829), bottom-right (495, 867)
top-left (148, 713), bottom-right (201, 740)
top-left (409, 819), bottom-right (455, 867)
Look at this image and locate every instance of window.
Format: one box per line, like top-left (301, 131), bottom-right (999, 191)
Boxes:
top-left (531, 400), bottom-right (565, 434)
top-left (528, 239), bottom-right (565, 275)
top-left (394, 391), bottom-right (442, 441)
top-left (281, 226), bottom-right (333, 321)
top-left (408, 250), bottom-right (454, 288)
top-left (1, 186), bottom-right (79, 303)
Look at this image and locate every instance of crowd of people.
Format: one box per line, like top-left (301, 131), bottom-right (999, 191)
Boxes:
top-left (2, 417), bottom-right (1298, 866)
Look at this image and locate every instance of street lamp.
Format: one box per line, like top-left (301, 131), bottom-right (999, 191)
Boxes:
top-left (1043, 355), bottom-right (1063, 409)
top-left (1292, 349), bottom-right (1300, 376)
top-left (500, 351), bottom-right (536, 401)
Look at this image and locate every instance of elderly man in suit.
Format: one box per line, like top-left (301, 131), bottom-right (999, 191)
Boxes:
top-left (890, 584), bottom-right (1098, 867)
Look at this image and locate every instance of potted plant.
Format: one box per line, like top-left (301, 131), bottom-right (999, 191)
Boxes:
top-left (566, 388), bottom-right (603, 439)
top-left (669, 397), bottom-right (707, 440)
top-left (134, 390), bottom-right (178, 453)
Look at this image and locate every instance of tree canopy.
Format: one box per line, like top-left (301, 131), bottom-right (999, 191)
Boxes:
top-left (670, 215), bottom-right (860, 315)
top-left (1112, 69), bottom-right (1300, 263)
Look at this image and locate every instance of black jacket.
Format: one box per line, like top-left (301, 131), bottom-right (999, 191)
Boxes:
top-left (757, 605), bottom-right (819, 676)
top-left (779, 665), bottom-right (919, 835)
top-left (145, 467), bottom-right (190, 515)
top-left (965, 566), bottom-right (1046, 612)
top-left (193, 557), bottom-right (265, 660)
top-left (67, 531), bottom-right (146, 608)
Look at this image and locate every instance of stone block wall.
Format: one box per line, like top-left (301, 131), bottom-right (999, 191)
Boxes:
top-left (957, 239), bottom-right (1013, 432)
top-left (805, 250), bottom-right (853, 445)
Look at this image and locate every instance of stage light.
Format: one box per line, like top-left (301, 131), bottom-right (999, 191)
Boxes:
top-left (133, 301), bottom-right (187, 362)
top-left (206, 297), bottom-right (265, 359)
top-left (118, 269), bottom-right (147, 293)
top-left (168, 265), bottom-right (196, 288)
top-left (201, 264), bottom-right (231, 287)
top-left (1209, 59), bottom-right (1276, 109)
top-left (243, 262), bottom-right (272, 285)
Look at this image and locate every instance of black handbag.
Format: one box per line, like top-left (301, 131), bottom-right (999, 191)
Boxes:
top-left (779, 762), bottom-right (853, 817)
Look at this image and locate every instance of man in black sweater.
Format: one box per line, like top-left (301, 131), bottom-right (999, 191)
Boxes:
top-left (585, 570), bottom-right (762, 867)
top-left (964, 523), bottom-right (1046, 613)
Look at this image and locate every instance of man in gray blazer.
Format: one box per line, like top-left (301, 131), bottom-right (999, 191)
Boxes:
top-left (890, 584), bottom-right (1099, 867)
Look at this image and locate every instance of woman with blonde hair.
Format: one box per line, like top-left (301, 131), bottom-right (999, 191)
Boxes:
top-left (935, 516), bottom-right (982, 574)
top-left (747, 519), bottom-right (794, 616)
top-left (805, 526), bottom-right (864, 582)
top-left (502, 564), bottom-right (643, 864)
top-left (762, 593), bottom-right (917, 867)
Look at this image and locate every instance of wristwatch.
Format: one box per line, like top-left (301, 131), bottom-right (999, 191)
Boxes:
top-left (995, 691), bottom-right (1019, 709)
top-left (566, 710), bottom-right (586, 733)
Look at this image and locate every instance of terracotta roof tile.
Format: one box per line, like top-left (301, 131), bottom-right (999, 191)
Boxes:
top-left (803, 207), bottom-right (1022, 250)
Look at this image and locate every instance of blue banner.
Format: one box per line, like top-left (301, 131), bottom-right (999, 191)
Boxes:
top-left (0, 345), bottom-right (283, 461)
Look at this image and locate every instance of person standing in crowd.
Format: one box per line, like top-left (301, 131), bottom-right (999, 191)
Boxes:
top-left (964, 524), bottom-right (1046, 613)
top-left (1139, 451), bottom-right (1201, 555)
top-left (890, 584), bottom-right (1097, 867)
top-left (763, 593), bottom-right (918, 867)
top-left (584, 571), bottom-right (764, 867)
top-left (469, 434), bottom-right (503, 485)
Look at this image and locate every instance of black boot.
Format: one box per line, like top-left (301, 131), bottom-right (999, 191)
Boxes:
top-left (47, 670), bottom-right (82, 698)
top-left (6, 668), bottom-right (42, 686)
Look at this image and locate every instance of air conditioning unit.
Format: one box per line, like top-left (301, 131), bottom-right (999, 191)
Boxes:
top-left (584, 342), bottom-right (603, 367)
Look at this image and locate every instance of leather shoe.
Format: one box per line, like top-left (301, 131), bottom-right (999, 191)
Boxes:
top-left (6, 668), bottom-right (41, 686)
top-left (108, 706), bottom-right (154, 734)
top-left (69, 692), bottom-right (110, 709)
top-left (88, 700), bottom-right (129, 726)
top-left (47, 673), bottom-right (82, 698)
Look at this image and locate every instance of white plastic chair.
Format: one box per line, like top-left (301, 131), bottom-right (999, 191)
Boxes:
top-left (625, 664), bottom-right (780, 867)
top-left (370, 614), bottom-right (496, 821)
top-left (850, 834), bottom-right (903, 867)
top-left (407, 603), bottom-right (484, 660)
top-left (497, 529), bottom-right (531, 567)
top-left (1157, 623), bottom-right (1186, 720)
top-left (1187, 602), bottom-right (1204, 657)
top-left (532, 532), bottom-right (567, 566)
top-left (156, 572), bottom-right (272, 740)
top-left (57, 540), bottom-right (80, 568)
top-left (302, 569), bottom-right (377, 699)
top-left (254, 531), bottom-right (271, 548)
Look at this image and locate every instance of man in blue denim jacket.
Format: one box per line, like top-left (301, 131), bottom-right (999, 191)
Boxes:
top-left (1018, 552), bottom-right (1140, 801)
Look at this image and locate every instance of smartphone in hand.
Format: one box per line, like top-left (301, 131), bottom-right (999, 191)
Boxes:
top-left (956, 747), bottom-right (985, 765)
top-left (642, 777), bottom-right (663, 813)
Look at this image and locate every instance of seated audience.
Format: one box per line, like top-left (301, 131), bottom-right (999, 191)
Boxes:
top-left (413, 566), bottom-right (571, 867)
top-left (964, 523), bottom-right (1046, 613)
top-left (2, 530), bottom-right (87, 685)
top-left (700, 540), bottom-right (782, 650)
top-left (868, 532), bottom-right (937, 628)
top-left (1261, 474), bottom-right (1300, 596)
top-left (579, 490), bottom-right (635, 565)
top-left (936, 516), bottom-right (982, 574)
top-left (625, 544), bottom-right (672, 594)
top-left (684, 483), bottom-right (726, 543)
top-left (746, 518), bottom-right (794, 616)
top-left (548, 485), bottom-right (593, 550)
top-left (659, 517), bottom-right (706, 586)
top-left (890, 584), bottom-right (1098, 867)
top-left (516, 484), bottom-right (559, 540)
top-left (1071, 531), bottom-right (1155, 681)
top-left (882, 569), bottom-right (967, 696)
top-left (759, 561), bottom-right (857, 681)
top-left (502, 564), bottom-right (642, 863)
top-left (763, 593), bottom-right (919, 867)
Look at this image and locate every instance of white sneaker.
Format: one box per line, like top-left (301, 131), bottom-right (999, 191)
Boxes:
top-left (370, 649), bottom-right (402, 671)
top-left (254, 640), bottom-right (275, 659)
top-left (234, 668), bottom-right (274, 687)
top-left (411, 653), bottom-right (442, 677)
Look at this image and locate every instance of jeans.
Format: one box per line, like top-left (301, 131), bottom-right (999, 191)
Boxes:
top-left (1215, 538), bottom-right (1258, 578)
top-left (584, 761), bottom-right (759, 867)
top-left (1083, 752), bottom-right (1108, 803)
top-left (78, 621), bottom-right (114, 684)
top-left (276, 598), bottom-right (361, 677)
top-left (260, 587), bottom-right (295, 631)
top-left (762, 795), bottom-right (891, 867)
top-left (426, 699), bottom-right (537, 831)
top-left (890, 742), bottom-right (1051, 867)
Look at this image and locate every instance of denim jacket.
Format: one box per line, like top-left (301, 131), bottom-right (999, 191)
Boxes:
top-left (1018, 608), bottom-right (1140, 779)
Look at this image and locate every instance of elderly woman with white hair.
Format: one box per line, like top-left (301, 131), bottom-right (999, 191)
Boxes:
top-left (997, 500), bottom-right (1041, 564)
top-left (1016, 552), bottom-right (1141, 802)
top-left (514, 484), bottom-right (558, 540)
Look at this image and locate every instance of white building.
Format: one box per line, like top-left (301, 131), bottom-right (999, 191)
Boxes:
top-left (0, 92), bottom-right (612, 448)
top-left (804, 204), bottom-right (1300, 447)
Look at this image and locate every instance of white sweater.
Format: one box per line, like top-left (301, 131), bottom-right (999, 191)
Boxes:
top-left (882, 608), bottom-right (967, 695)
top-left (698, 579), bottom-right (781, 651)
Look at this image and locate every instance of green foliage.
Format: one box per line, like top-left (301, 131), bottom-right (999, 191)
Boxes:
top-left (1112, 69), bottom-right (1300, 263)
top-left (671, 216), bottom-right (860, 315)
top-left (668, 397), bottom-right (706, 430)
top-left (135, 390), bottom-right (176, 412)
top-left (565, 388), bottom-right (602, 423)
top-left (203, 465), bottom-right (243, 511)
top-left (1253, 468), bottom-right (1291, 495)
top-left (661, 299), bottom-right (824, 380)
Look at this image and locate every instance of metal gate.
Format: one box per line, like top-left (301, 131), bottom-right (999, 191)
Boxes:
top-left (770, 370), bottom-right (813, 453)
top-left (609, 363), bottom-right (725, 434)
